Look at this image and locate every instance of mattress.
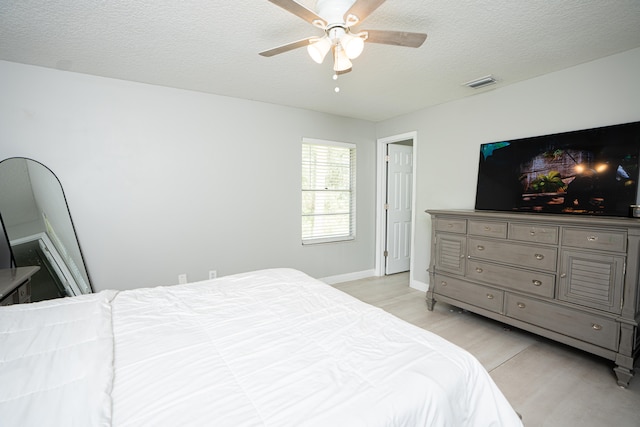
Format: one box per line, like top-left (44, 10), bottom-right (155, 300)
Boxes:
top-left (0, 268), bottom-right (522, 426)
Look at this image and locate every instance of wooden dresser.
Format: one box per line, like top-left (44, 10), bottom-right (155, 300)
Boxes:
top-left (426, 209), bottom-right (640, 387)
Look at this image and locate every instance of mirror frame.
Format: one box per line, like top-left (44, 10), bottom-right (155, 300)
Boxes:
top-left (0, 157), bottom-right (93, 294)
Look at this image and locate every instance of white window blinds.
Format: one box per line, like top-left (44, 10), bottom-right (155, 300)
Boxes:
top-left (302, 139), bottom-right (356, 244)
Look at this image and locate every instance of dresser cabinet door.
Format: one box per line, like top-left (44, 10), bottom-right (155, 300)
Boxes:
top-left (558, 250), bottom-right (625, 314)
top-left (434, 234), bottom-right (466, 275)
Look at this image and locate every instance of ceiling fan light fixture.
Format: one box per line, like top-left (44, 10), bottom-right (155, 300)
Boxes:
top-left (340, 32), bottom-right (365, 59)
top-left (307, 36), bottom-right (332, 63)
top-left (333, 45), bottom-right (352, 72)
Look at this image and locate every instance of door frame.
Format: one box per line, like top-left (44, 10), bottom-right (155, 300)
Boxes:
top-left (375, 131), bottom-right (418, 282)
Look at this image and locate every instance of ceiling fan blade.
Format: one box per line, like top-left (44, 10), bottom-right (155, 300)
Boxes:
top-left (344, 0), bottom-right (387, 24)
top-left (364, 30), bottom-right (427, 48)
top-left (259, 37), bottom-right (317, 57)
top-left (268, 0), bottom-right (326, 27)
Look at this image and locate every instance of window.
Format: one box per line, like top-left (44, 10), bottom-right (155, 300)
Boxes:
top-left (302, 138), bottom-right (356, 244)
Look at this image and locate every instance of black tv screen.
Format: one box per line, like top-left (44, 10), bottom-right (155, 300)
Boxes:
top-left (475, 121), bottom-right (640, 217)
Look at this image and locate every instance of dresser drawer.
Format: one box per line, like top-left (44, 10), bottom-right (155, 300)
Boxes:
top-left (562, 228), bottom-right (627, 252)
top-left (435, 217), bottom-right (466, 234)
top-left (434, 274), bottom-right (504, 313)
top-left (505, 294), bottom-right (619, 350)
top-left (17, 282), bottom-right (31, 303)
top-left (468, 220), bottom-right (508, 238)
top-left (509, 223), bottom-right (559, 244)
top-left (466, 260), bottom-right (555, 298)
top-left (468, 238), bottom-right (558, 271)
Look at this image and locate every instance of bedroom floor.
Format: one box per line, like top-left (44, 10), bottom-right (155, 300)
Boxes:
top-left (333, 273), bottom-right (640, 427)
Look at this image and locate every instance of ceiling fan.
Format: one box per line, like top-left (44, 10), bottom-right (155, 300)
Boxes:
top-left (259, 0), bottom-right (428, 75)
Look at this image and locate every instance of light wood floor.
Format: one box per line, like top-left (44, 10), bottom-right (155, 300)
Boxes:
top-left (333, 272), bottom-right (640, 427)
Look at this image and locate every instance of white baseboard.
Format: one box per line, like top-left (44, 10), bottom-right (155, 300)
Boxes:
top-left (176, 270), bottom-right (426, 292)
top-left (320, 270), bottom-right (429, 293)
top-left (410, 280), bottom-right (428, 292)
top-left (320, 269), bottom-right (376, 285)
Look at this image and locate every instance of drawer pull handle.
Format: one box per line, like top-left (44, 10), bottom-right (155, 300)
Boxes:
top-left (560, 273), bottom-right (567, 278)
top-left (587, 235), bottom-right (598, 242)
top-left (592, 323), bottom-right (602, 331)
top-left (475, 267), bottom-right (483, 273)
top-left (532, 280), bottom-right (542, 287)
top-left (517, 302), bottom-right (526, 309)
top-left (476, 245), bottom-right (485, 251)
top-left (486, 294), bottom-right (494, 300)
top-left (530, 230), bottom-right (536, 236)
top-left (534, 253), bottom-right (544, 260)
top-left (440, 281), bottom-right (447, 287)
top-left (447, 223), bottom-right (454, 228)
top-left (484, 226), bottom-right (491, 231)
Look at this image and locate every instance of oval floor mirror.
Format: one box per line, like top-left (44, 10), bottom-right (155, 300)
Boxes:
top-left (0, 157), bottom-right (92, 302)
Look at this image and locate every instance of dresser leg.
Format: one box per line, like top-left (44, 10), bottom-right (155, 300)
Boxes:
top-left (426, 297), bottom-right (436, 311)
top-left (613, 365), bottom-right (633, 388)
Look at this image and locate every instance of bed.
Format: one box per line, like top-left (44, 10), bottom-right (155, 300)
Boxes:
top-left (0, 268), bottom-right (522, 426)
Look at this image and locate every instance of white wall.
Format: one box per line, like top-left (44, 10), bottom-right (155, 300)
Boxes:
top-left (3, 47), bottom-right (639, 293)
top-left (0, 60), bottom-right (377, 291)
top-left (0, 158), bottom-right (41, 236)
top-left (377, 47), bottom-right (640, 288)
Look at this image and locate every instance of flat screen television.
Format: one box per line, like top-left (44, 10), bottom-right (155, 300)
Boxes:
top-left (475, 120), bottom-right (640, 217)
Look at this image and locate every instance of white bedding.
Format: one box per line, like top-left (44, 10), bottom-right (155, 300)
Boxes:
top-left (0, 291), bottom-right (116, 426)
top-left (1, 268), bottom-right (522, 426)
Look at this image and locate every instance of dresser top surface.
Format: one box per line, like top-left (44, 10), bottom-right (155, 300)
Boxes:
top-left (426, 209), bottom-right (640, 229)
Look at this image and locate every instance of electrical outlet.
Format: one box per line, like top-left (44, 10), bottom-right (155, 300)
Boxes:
top-left (209, 270), bottom-right (217, 279)
top-left (178, 273), bottom-right (187, 284)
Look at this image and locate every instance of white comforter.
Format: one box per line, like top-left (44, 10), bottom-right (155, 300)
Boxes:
top-left (1, 268), bottom-right (522, 426)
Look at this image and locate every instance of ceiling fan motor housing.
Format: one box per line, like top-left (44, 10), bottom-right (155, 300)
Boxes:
top-left (327, 25), bottom-right (347, 43)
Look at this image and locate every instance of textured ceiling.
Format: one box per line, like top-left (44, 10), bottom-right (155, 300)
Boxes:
top-left (1, 0), bottom-right (640, 122)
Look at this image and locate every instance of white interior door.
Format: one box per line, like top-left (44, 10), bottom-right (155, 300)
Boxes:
top-left (385, 144), bottom-right (413, 274)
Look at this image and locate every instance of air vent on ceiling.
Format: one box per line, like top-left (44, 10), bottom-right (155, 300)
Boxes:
top-left (463, 75), bottom-right (497, 89)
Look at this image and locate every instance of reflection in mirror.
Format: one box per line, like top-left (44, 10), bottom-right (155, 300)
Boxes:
top-left (0, 158), bottom-right (92, 301)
